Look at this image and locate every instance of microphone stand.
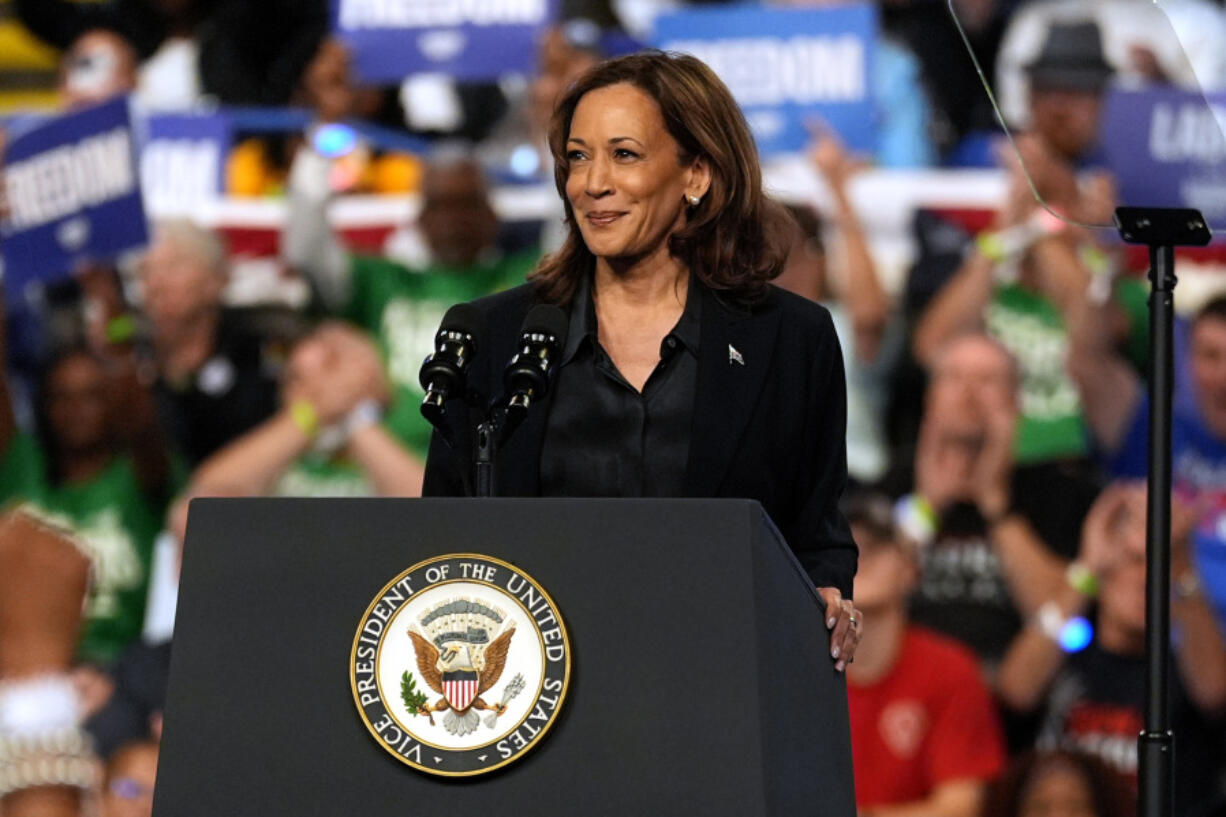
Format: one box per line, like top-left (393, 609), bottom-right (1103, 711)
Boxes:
top-left (474, 310), bottom-right (567, 498)
top-left (1114, 207), bottom-right (1211, 817)
top-left (474, 415), bottom-right (500, 498)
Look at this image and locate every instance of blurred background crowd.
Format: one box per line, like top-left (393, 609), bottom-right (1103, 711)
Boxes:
top-left (1, 0), bottom-right (1226, 814)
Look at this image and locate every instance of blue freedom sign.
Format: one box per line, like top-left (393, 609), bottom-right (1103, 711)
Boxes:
top-left (1100, 88), bottom-right (1226, 226)
top-left (654, 4), bottom-right (878, 157)
top-left (1, 96), bottom-right (148, 298)
top-left (333, 0), bottom-right (558, 82)
top-left (141, 112), bottom-right (232, 218)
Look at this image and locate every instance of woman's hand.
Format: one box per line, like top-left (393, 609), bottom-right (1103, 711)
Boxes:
top-left (817, 586), bottom-right (862, 672)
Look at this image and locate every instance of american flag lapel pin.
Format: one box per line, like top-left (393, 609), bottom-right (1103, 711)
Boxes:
top-left (728, 344), bottom-right (745, 366)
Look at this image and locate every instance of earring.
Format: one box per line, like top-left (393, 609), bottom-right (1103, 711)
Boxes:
top-left (687, 194), bottom-right (701, 207)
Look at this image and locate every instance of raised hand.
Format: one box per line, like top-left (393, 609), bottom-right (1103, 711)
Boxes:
top-left (286, 322), bottom-right (388, 426)
top-left (969, 382), bottom-right (1018, 521)
top-left (807, 121), bottom-right (865, 194)
top-left (1078, 481), bottom-right (1145, 579)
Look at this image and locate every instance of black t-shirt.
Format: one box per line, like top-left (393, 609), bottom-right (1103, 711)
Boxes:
top-left (152, 308), bottom-right (303, 466)
top-left (1036, 642), bottom-right (1225, 817)
top-left (909, 458), bottom-right (1102, 665)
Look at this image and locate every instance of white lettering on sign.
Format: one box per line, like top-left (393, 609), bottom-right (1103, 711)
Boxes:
top-left (1148, 102), bottom-right (1226, 163)
top-left (140, 139), bottom-right (221, 218)
top-left (4, 128), bottom-right (135, 230)
top-left (663, 36), bottom-right (865, 106)
top-left (339, 0), bottom-right (546, 29)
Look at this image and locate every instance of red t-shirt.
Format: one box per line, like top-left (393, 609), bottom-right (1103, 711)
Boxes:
top-left (848, 626), bottom-right (1006, 807)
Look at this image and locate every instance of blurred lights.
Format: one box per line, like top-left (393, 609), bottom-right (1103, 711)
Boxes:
top-left (1059, 617), bottom-right (1093, 653)
top-left (509, 144), bottom-right (541, 179)
top-left (314, 123), bottom-right (358, 158)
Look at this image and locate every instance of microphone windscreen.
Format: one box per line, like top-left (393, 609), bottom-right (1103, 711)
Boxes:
top-left (439, 302), bottom-right (483, 338)
top-left (521, 304), bottom-right (568, 348)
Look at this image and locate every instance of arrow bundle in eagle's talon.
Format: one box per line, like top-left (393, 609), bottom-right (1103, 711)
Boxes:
top-left (484, 673), bottom-right (526, 728)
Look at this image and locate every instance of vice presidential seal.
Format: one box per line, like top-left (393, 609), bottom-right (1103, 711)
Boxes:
top-left (350, 554), bottom-right (570, 777)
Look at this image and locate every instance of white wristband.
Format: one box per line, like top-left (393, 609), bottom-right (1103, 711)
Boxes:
top-left (1035, 601), bottom-right (1067, 642)
top-left (0, 676), bottom-right (79, 736)
top-left (345, 399), bottom-right (384, 436)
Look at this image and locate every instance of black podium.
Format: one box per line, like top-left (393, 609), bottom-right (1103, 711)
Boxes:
top-left (154, 498), bottom-right (854, 816)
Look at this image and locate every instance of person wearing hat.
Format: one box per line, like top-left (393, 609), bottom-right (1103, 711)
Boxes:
top-left (914, 17), bottom-right (1146, 470)
top-left (1024, 20), bottom-right (1115, 166)
top-left (994, 0), bottom-right (1226, 131)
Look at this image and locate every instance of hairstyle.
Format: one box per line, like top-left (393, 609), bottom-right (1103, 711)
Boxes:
top-left (419, 147), bottom-right (492, 207)
top-left (425, 141), bottom-right (485, 178)
top-left (151, 219), bottom-right (227, 278)
top-left (841, 491), bottom-right (896, 543)
top-left (531, 50), bottom-right (794, 305)
top-left (785, 202), bottom-right (825, 257)
top-left (1194, 293), bottom-right (1226, 329)
top-left (931, 331), bottom-right (1022, 390)
top-left (34, 344), bottom-right (111, 486)
top-left (983, 750), bottom-right (1134, 817)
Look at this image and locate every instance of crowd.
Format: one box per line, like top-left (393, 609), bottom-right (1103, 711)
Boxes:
top-left (1, 0), bottom-right (1226, 814)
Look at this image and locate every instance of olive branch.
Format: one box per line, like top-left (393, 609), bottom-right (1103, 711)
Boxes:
top-left (400, 671), bottom-right (433, 723)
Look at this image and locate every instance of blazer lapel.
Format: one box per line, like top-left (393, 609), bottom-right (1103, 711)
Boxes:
top-left (683, 286), bottom-right (781, 496)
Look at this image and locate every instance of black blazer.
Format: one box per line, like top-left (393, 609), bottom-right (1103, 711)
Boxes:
top-left (423, 281), bottom-right (857, 597)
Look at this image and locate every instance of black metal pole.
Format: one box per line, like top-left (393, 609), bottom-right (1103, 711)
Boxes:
top-left (1139, 241), bottom-right (1176, 817)
top-left (1115, 207), bottom-right (1210, 817)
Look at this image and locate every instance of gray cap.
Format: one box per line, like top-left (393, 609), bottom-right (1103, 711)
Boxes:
top-left (1025, 20), bottom-right (1114, 92)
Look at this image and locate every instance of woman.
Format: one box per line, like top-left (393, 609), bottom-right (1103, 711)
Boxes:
top-left (423, 51), bottom-right (861, 667)
top-left (0, 342), bottom-right (169, 668)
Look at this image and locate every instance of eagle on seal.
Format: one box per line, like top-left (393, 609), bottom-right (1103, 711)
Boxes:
top-left (407, 598), bottom-right (516, 737)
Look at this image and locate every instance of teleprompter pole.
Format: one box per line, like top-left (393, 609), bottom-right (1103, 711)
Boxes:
top-left (1114, 207), bottom-right (1211, 817)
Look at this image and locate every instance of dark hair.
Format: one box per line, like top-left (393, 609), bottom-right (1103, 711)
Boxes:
top-left (785, 202), bottom-right (825, 256)
top-left (842, 491), bottom-right (896, 543)
top-left (984, 750), bottom-right (1134, 817)
top-left (1194, 294), bottom-right (1226, 328)
top-left (531, 50), bottom-right (794, 306)
top-left (35, 345), bottom-right (111, 486)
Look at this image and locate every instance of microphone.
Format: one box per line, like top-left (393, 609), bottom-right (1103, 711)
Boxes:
top-left (499, 305), bottom-right (568, 442)
top-left (419, 303), bottom-right (482, 433)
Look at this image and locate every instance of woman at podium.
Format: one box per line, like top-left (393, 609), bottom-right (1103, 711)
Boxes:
top-left (423, 51), bottom-right (861, 669)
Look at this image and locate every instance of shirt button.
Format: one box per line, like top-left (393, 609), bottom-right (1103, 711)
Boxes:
top-left (666, 337), bottom-right (677, 349)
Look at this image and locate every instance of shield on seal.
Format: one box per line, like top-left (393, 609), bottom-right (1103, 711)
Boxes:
top-left (443, 670), bottom-right (479, 711)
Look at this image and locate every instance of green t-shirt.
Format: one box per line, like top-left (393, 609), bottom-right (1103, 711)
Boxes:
top-left (986, 277), bottom-right (1148, 463)
top-left (0, 433), bottom-right (162, 665)
top-left (273, 450), bottom-right (374, 498)
top-left (344, 251), bottom-right (538, 457)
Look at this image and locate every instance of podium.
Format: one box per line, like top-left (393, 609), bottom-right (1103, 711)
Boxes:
top-left (154, 498), bottom-right (855, 816)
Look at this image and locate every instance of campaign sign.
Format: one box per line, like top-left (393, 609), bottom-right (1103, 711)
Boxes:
top-left (333, 0), bottom-right (558, 82)
top-left (1101, 88), bottom-right (1226, 225)
top-left (654, 4), bottom-right (877, 157)
top-left (1, 96), bottom-right (148, 297)
top-left (141, 113), bottom-right (232, 219)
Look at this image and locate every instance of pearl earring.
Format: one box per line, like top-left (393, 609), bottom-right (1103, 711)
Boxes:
top-left (687, 194), bottom-right (701, 207)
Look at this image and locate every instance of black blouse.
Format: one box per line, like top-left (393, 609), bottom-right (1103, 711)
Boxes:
top-left (539, 274), bottom-right (700, 498)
